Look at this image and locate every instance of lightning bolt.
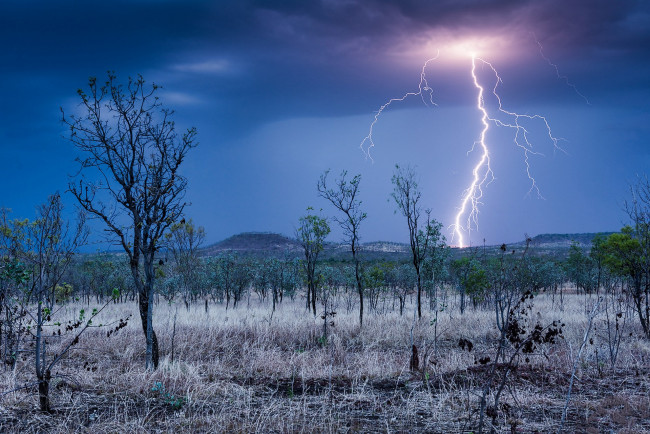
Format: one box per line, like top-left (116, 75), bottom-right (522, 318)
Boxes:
top-left (452, 56), bottom-right (561, 248)
top-left (360, 52), bottom-right (439, 161)
top-left (452, 56), bottom-right (493, 248)
top-left (532, 33), bottom-right (590, 105)
top-left (362, 48), bottom-right (564, 248)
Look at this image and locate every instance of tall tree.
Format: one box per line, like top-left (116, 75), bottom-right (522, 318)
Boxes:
top-left (622, 175), bottom-right (650, 338)
top-left (62, 73), bottom-right (197, 369)
top-left (602, 226), bottom-right (649, 338)
top-left (317, 170), bottom-right (367, 326)
top-left (211, 254), bottom-right (236, 308)
top-left (165, 219), bottom-right (206, 308)
top-left (421, 219), bottom-right (448, 310)
top-left (391, 165), bottom-right (439, 319)
top-left (565, 242), bottom-right (597, 294)
top-left (296, 208), bottom-right (330, 316)
top-left (590, 233), bottom-right (609, 292)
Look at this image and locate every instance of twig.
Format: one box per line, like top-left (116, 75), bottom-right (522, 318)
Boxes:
top-left (0, 382), bottom-right (38, 399)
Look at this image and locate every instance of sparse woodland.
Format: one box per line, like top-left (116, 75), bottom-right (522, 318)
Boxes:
top-left (1, 75), bottom-right (649, 433)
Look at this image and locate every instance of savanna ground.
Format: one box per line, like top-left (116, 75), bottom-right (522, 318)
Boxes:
top-left (1, 290), bottom-right (649, 433)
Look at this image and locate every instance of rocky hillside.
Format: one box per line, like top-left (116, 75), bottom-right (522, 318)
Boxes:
top-left (201, 232), bottom-right (301, 257)
top-left (200, 231), bottom-right (618, 259)
top-left (509, 232), bottom-right (615, 250)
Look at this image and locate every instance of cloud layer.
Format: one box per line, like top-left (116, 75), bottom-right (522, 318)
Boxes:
top-left (1, 0), bottom-right (649, 245)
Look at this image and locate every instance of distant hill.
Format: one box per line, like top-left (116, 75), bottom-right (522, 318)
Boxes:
top-left (199, 231), bottom-right (618, 259)
top-left (491, 232), bottom-right (617, 258)
top-left (323, 241), bottom-right (411, 261)
top-left (516, 232), bottom-right (615, 249)
top-left (362, 241), bottom-right (410, 254)
top-left (201, 232), bottom-right (301, 257)
top-left (200, 232), bottom-right (413, 260)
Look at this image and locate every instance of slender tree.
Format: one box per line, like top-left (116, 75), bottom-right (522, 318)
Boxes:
top-left (26, 194), bottom-right (87, 411)
top-left (317, 170), bottom-right (367, 326)
top-left (165, 219), bottom-right (206, 308)
top-left (296, 208), bottom-right (330, 316)
top-left (391, 165), bottom-right (439, 319)
top-left (0, 209), bottom-right (31, 370)
top-left (623, 175), bottom-right (650, 338)
top-left (62, 73), bottom-right (197, 369)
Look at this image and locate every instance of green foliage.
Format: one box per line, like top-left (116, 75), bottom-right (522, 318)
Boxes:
top-left (151, 382), bottom-right (186, 410)
top-left (297, 208), bottom-right (331, 314)
top-left (452, 257), bottom-right (489, 303)
top-left (297, 208), bottom-right (331, 253)
top-left (55, 282), bottom-right (73, 302)
top-left (564, 242), bottom-right (597, 293)
top-left (0, 260), bottom-right (30, 285)
top-left (601, 226), bottom-right (643, 278)
top-left (363, 264), bottom-right (385, 289)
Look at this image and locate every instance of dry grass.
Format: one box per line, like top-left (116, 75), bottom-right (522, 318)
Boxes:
top-left (1, 291), bottom-right (649, 433)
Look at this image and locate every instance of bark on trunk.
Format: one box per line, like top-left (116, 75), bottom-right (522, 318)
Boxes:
top-left (38, 369), bottom-right (51, 412)
top-left (416, 266), bottom-right (422, 319)
top-left (138, 285), bottom-right (159, 369)
top-left (310, 282), bottom-right (317, 316)
top-left (355, 258), bottom-right (363, 327)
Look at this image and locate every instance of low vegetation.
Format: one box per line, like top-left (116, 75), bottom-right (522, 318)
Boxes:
top-left (1, 291), bottom-right (649, 433)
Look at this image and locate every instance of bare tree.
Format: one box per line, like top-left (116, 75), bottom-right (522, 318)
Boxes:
top-left (391, 165), bottom-right (438, 319)
top-left (26, 194), bottom-right (87, 411)
top-left (62, 73), bottom-right (197, 369)
top-left (317, 170), bottom-right (367, 326)
top-left (0, 208), bottom-right (30, 370)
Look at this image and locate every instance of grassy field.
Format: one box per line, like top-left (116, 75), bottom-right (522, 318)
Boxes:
top-left (1, 290), bottom-right (649, 433)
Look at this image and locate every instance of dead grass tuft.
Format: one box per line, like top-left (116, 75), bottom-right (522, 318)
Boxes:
top-left (1, 293), bottom-right (649, 432)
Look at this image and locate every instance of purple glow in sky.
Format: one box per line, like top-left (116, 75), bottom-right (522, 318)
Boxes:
top-left (1, 0), bottom-right (649, 247)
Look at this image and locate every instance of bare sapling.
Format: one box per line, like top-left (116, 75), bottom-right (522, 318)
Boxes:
top-left (559, 297), bottom-right (602, 433)
top-left (317, 170), bottom-right (366, 327)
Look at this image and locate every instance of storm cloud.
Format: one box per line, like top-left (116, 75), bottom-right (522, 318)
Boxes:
top-left (1, 0), bottom-right (649, 246)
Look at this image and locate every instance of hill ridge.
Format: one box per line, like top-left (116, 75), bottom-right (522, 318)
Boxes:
top-left (200, 231), bottom-right (616, 257)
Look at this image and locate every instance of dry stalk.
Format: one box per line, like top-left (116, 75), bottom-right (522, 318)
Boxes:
top-left (558, 296), bottom-right (602, 433)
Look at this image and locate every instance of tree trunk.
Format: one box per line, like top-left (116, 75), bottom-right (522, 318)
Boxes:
top-left (460, 289), bottom-right (466, 314)
top-left (306, 283), bottom-right (311, 310)
top-left (35, 278), bottom-right (51, 411)
top-left (416, 270), bottom-right (422, 319)
top-left (356, 260), bottom-right (364, 327)
top-left (272, 287), bottom-right (277, 313)
top-left (633, 285), bottom-right (650, 338)
top-left (138, 288), bottom-right (159, 369)
top-left (644, 274), bottom-right (650, 338)
top-left (130, 249), bottom-right (157, 369)
top-left (38, 369), bottom-right (51, 412)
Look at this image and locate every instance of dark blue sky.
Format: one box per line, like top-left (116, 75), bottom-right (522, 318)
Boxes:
top-left (1, 0), bottom-right (649, 247)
